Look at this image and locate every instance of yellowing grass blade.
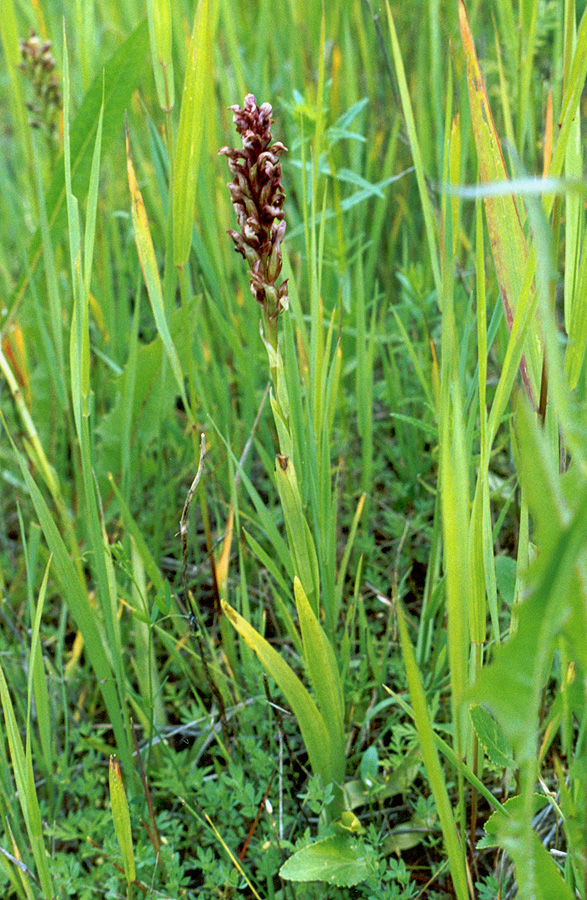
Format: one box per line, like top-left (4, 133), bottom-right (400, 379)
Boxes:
top-left (221, 599), bottom-right (334, 787)
top-left (458, 0), bottom-right (541, 406)
top-left (109, 756), bottom-right (136, 884)
top-left (126, 127), bottom-right (191, 418)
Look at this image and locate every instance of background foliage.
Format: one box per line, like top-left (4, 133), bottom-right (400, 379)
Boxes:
top-left (1, 1), bottom-right (586, 898)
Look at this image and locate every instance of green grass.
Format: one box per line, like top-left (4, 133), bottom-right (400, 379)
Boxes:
top-left (1, 0), bottom-right (587, 898)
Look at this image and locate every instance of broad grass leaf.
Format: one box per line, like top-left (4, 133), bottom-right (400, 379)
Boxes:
top-left (294, 578), bottom-right (345, 786)
top-left (221, 600), bottom-right (335, 787)
top-left (95, 299), bottom-right (198, 484)
top-left (473, 401), bottom-right (587, 762)
top-left (279, 834), bottom-right (376, 887)
top-left (439, 387), bottom-right (470, 743)
top-left (146, 0), bottom-right (174, 111)
top-left (458, 0), bottom-right (541, 406)
top-left (173, 0), bottom-right (215, 267)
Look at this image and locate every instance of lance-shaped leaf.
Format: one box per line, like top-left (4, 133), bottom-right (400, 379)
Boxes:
top-left (294, 578), bottom-right (345, 786)
top-left (7, 21), bottom-right (150, 330)
top-left (459, 0), bottom-right (542, 406)
top-left (173, 0), bottom-right (214, 267)
top-left (221, 600), bottom-right (336, 787)
top-left (146, 0), bottom-right (174, 112)
top-left (109, 756), bottom-right (136, 885)
top-left (275, 455), bottom-right (320, 614)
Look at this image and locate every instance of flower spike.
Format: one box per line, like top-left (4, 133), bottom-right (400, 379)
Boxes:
top-left (219, 94), bottom-right (289, 322)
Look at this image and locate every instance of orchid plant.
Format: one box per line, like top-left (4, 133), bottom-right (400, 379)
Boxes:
top-left (218, 95), bottom-right (347, 824)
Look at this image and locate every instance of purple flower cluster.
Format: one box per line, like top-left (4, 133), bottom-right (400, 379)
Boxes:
top-left (219, 94), bottom-right (289, 320)
top-left (19, 30), bottom-right (61, 140)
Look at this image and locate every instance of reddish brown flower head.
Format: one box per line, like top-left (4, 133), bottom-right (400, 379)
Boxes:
top-left (219, 94), bottom-right (289, 319)
top-left (19, 30), bottom-right (61, 140)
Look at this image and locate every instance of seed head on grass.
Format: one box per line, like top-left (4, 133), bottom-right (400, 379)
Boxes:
top-left (219, 94), bottom-right (289, 337)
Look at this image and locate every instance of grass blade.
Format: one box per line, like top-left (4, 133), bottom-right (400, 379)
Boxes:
top-left (126, 126), bottom-right (191, 419)
top-left (173, 0), bottom-right (215, 267)
top-left (385, 0), bottom-right (441, 298)
top-left (222, 599), bottom-right (335, 789)
top-left (396, 601), bottom-right (469, 900)
top-left (294, 577), bottom-right (345, 786)
top-left (458, 0), bottom-right (541, 405)
top-left (6, 21), bottom-right (150, 329)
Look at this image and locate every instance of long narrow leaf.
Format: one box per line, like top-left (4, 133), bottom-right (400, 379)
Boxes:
top-left (385, 0), bottom-right (441, 297)
top-left (4, 427), bottom-right (131, 773)
top-left (459, 0), bottom-right (541, 405)
top-left (222, 600), bottom-right (334, 787)
top-left (0, 662), bottom-right (53, 897)
top-left (396, 602), bottom-right (469, 900)
top-left (126, 128), bottom-right (191, 417)
top-left (173, 0), bottom-right (214, 266)
top-left (294, 578), bottom-right (345, 786)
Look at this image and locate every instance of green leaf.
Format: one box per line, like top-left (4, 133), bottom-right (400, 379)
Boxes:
top-left (474, 401), bottom-right (587, 758)
top-left (294, 577), bottom-right (345, 786)
top-left (396, 600), bottom-right (469, 900)
top-left (495, 555), bottom-right (517, 607)
top-left (173, 0), bottom-right (215, 266)
top-left (469, 704), bottom-right (514, 770)
top-left (384, 1), bottom-right (441, 297)
top-left (485, 803), bottom-right (575, 900)
top-left (275, 455), bottom-right (320, 614)
top-left (3, 428), bottom-right (131, 773)
top-left (478, 794), bottom-right (548, 849)
top-left (95, 298), bottom-right (198, 482)
top-left (27, 558), bottom-right (53, 775)
top-left (146, 0), bottom-right (174, 111)
top-left (221, 600), bottom-right (334, 786)
top-left (0, 660), bottom-right (54, 897)
top-left (8, 20), bottom-right (150, 326)
top-left (279, 834), bottom-right (376, 887)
